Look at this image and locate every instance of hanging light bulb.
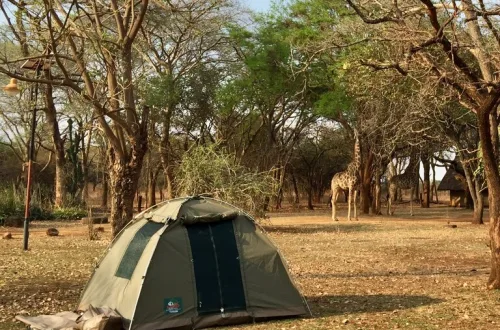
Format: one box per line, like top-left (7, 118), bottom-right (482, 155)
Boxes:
top-left (3, 78), bottom-right (20, 96)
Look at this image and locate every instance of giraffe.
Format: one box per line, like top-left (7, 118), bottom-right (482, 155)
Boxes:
top-left (387, 153), bottom-right (420, 216)
top-left (331, 130), bottom-right (361, 221)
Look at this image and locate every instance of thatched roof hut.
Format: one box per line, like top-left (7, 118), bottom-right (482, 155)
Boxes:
top-left (437, 168), bottom-right (467, 191)
top-left (437, 168), bottom-right (468, 207)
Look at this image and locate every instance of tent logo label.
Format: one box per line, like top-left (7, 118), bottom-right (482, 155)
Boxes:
top-left (164, 297), bottom-right (183, 314)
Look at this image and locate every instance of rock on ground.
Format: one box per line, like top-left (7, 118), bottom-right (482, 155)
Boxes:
top-left (46, 228), bottom-right (59, 236)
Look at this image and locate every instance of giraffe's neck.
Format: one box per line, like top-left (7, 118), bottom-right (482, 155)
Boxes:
top-left (351, 133), bottom-right (361, 170)
top-left (407, 154), bottom-right (419, 172)
top-left (399, 154), bottom-right (419, 179)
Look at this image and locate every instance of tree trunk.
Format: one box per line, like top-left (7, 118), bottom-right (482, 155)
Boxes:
top-left (372, 167), bottom-right (382, 215)
top-left (81, 120), bottom-right (93, 205)
top-left (54, 154), bottom-right (66, 207)
top-left (360, 151), bottom-right (373, 214)
top-left (422, 153), bottom-right (430, 208)
top-left (147, 166), bottom-right (159, 208)
top-left (461, 153), bottom-right (484, 223)
top-left (307, 186), bottom-right (313, 210)
top-left (316, 188), bottom-right (323, 204)
top-left (101, 172), bottom-right (108, 208)
top-left (291, 170), bottom-right (300, 205)
top-left (106, 107), bottom-right (150, 236)
top-left (274, 165), bottom-right (286, 209)
top-left (472, 190), bottom-right (484, 225)
top-left (164, 167), bottom-right (174, 200)
top-left (160, 106), bottom-right (174, 200)
top-left (108, 139), bottom-right (148, 235)
top-left (43, 80), bottom-right (66, 208)
top-left (431, 158), bottom-right (438, 203)
top-left (477, 104), bottom-right (500, 289)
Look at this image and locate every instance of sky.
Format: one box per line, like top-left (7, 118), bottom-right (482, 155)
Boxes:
top-left (244, 0), bottom-right (272, 12)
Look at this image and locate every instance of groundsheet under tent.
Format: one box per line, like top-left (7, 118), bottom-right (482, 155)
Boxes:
top-left (15, 305), bottom-right (122, 330)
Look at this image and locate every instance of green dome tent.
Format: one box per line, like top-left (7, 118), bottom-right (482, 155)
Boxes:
top-left (78, 196), bottom-right (310, 329)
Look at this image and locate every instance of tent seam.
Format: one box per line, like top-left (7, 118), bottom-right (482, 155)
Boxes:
top-left (231, 218), bottom-right (252, 318)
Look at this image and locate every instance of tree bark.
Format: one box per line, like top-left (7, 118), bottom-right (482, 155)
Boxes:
top-left (147, 166), bottom-right (160, 208)
top-left (372, 166), bottom-right (382, 215)
top-left (291, 170), bottom-right (300, 205)
top-left (473, 188), bottom-right (484, 225)
top-left (360, 151), bottom-right (373, 214)
top-left (101, 168), bottom-right (108, 208)
top-left (81, 120), bottom-right (93, 205)
top-left (43, 81), bottom-right (66, 208)
top-left (307, 186), bottom-right (313, 210)
top-left (160, 105), bottom-right (174, 200)
top-left (422, 153), bottom-right (430, 208)
top-left (477, 103), bottom-right (500, 289)
top-left (108, 133), bottom-right (148, 235)
top-left (431, 158), bottom-right (438, 203)
top-left (275, 166), bottom-right (286, 209)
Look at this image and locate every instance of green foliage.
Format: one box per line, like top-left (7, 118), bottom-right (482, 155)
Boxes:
top-left (176, 144), bottom-right (277, 216)
top-left (0, 185), bottom-right (87, 224)
top-left (142, 73), bottom-right (180, 108)
top-left (0, 186), bottom-right (53, 222)
top-left (0, 186), bottom-right (23, 223)
top-left (290, 126), bottom-right (351, 198)
top-left (313, 89), bottom-right (352, 118)
top-left (51, 207), bottom-right (88, 220)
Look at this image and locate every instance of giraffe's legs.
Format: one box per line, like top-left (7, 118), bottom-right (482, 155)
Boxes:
top-left (388, 184), bottom-right (393, 215)
top-left (354, 189), bottom-right (358, 220)
top-left (410, 187), bottom-right (414, 216)
top-left (347, 187), bottom-right (352, 221)
top-left (332, 187), bottom-right (339, 221)
top-left (387, 191), bottom-right (391, 215)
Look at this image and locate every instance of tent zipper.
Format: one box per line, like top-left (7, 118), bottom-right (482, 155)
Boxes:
top-left (208, 225), bottom-right (225, 317)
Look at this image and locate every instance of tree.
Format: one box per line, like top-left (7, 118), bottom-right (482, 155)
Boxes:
top-left (140, 0), bottom-right (234, 199)
top-left (0, 1), bottom-right (71, 207)
top-left (344, 0), bottom-right (500, 288)
top-left (290, 125), bottom-right (350, 209)
top-left (0, 1), bottom-right (151, 235)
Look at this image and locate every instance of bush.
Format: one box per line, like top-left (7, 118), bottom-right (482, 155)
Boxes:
top-left (0, 185), bottom-right (87, 224)
top-left (0, 186), bottom-right (24, 224)
top-left (51, 207), bottom-right (87, 220)
top-left (176, 144), bottom-right (277, 217)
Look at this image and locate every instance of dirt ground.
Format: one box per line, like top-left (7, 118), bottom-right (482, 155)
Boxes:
top-left (0, 204), bottom-right (498, 329)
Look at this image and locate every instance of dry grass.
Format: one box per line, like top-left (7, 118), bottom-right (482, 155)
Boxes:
top-left (1, 205), bottom-right (499, 330)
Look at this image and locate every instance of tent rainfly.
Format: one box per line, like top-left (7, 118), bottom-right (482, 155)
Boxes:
top-left (78, 196), bottom-right (310, 329)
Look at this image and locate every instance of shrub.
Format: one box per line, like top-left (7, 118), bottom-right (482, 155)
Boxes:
top-left (0, 186), bottom-right (24, 224)
top-left (176, 144), bottom-right (277, 217)
top-left (0, 185), bottom-right (87, 224)
top-left (51, 207), bottom-right (88, 220)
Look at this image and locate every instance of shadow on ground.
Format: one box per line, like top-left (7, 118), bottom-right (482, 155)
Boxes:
top-left (306, 294), bottom-right (444, 317)
top-left (263, 223), bottom-right (378, 234)
top-left (301, 267), bottom-right (487, 279)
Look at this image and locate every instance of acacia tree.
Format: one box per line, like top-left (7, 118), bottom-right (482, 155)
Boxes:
top-left (290, 125), bottom-right (350, 209)
top-left (0, 2), bottom-right (69, 207)
top-left (139, 0), bottom-right (234, 199)
top-left (0, 1), bottom-right (150, 235)
top-left (344, 0), bottom-right (500, 288)
top-left (436, 105), bottom-right (487, 224)
top-left (223, 14), bottom-right (339, 208)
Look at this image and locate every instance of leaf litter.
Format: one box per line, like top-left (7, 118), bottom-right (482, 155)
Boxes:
top-left (0, 213), bottom-right (498, 330)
